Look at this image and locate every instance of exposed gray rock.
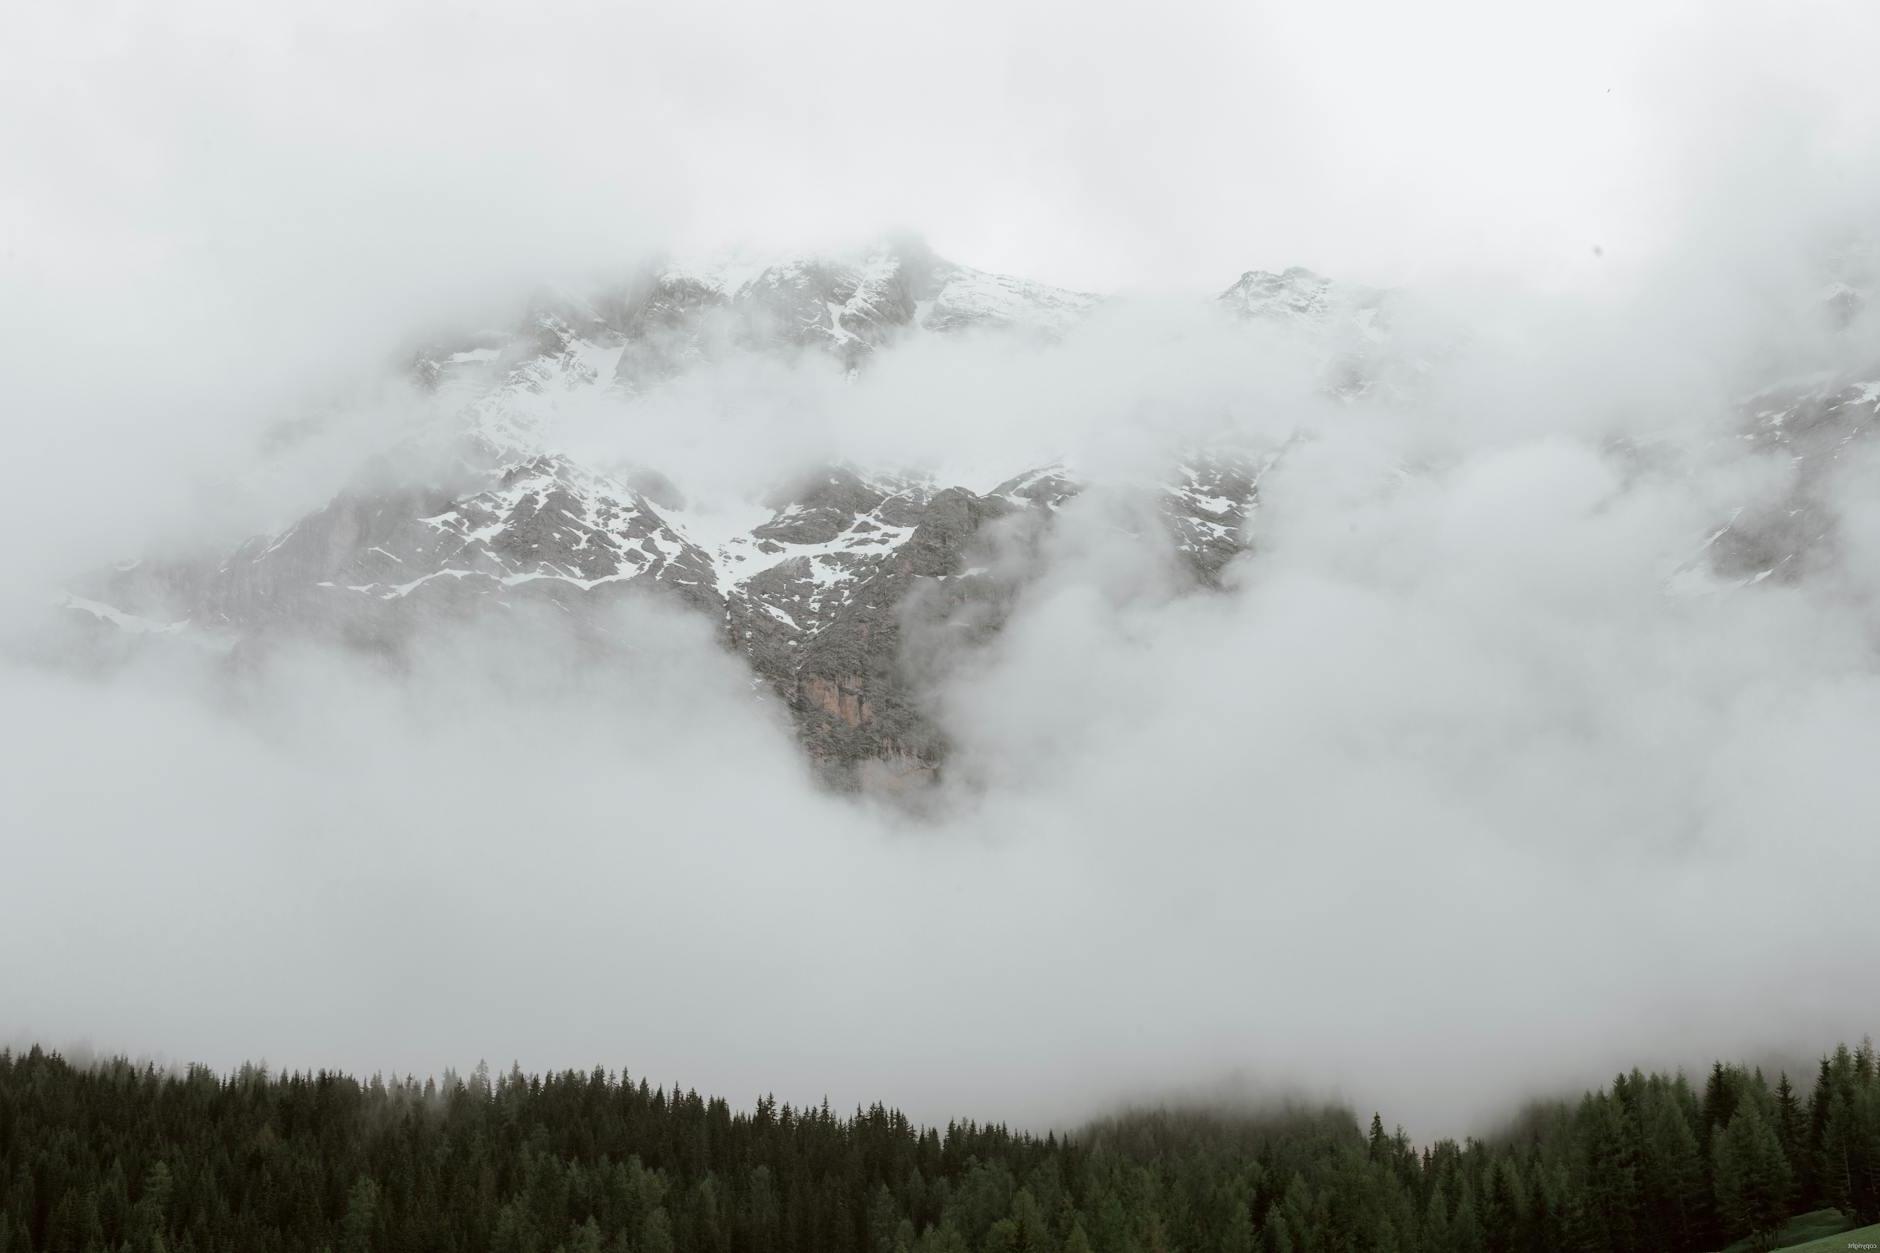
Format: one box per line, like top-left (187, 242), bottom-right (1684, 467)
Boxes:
top-left (1706, 372), bottom-right (1880, 583)
top-left (58, 246), bottom-right (1370, 793)
top-left (90, 456), bottom-right (719, 653)
top-left (1162, 456), bottom-right (1264, 585)
top-left (74, 448), bottom-right (1265, 793)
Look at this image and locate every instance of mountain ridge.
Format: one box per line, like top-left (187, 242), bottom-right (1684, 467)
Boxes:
top-left (53, 240), bottom-right (1878, 791)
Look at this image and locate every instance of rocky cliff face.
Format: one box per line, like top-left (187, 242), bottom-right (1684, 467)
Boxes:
top-left (61, 240), bottom-right (1290, 788)
top-left (716, 458), bottom-right (1263, 786)
top-left (1699, 373), bottom-right (1880, 584)
top-left (80, 443), bottom-right (1262, 788)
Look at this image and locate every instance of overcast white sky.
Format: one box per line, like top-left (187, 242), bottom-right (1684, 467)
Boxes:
top-left (7, 0), bottom-right (1877, 539)
top-left (9, 0), bottom-right (1880, 300)
top-left (4, 0), bottom-right (1880, 1138)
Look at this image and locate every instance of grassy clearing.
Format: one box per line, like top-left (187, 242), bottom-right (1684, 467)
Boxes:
top-left (1777, 1219), bottom-right (1880, 1250)
top-left (1717, 1209), bottom-right (1853, 1252)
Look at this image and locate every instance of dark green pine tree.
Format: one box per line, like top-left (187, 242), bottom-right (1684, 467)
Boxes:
top-left (1638, 1084), bottom-right (1705, 1251)
top-left (1259, 1205), bottom-right (1294, 1253)
top-left (1845, 1044), bottom-right (1880, 1224)
top-left (1482, 1158), bottom-right (1526, 1253)
top-left (1577, 1093), bottom-right (1643, 1253)
top-left (1821, 1086), bottom-right (1880, 1225)
top-left (1451, 1177), bottom-right (1487, 1253)
top-left (1712, 1101), bottom-right (1792, 1251)
top-left (1773, 1073), bottom-right (1806, 1196)
top-left (1421, 1183), bottom-right (1452, 1253)
top-left (1220, 1198), bottom-right (1255, 1253)
top-left (1703, 1063), bottom-right (1742, 1145)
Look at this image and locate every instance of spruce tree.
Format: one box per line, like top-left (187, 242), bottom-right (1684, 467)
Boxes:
top-left (1712, 1102), bottom-right (1791, 1251)
top-left (1638, 1084), bottom-right (1704, 1250)
top-left (1259, 1207), bottom-right (1293, 1253)
top-left (1420, 1186), bottom-right (1451, 1253)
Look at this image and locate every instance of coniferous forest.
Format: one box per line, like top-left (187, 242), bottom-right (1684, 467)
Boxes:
top-left (2, 1042), bottom-right (1879, 1253)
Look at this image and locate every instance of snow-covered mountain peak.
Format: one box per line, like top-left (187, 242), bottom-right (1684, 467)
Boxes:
top-left (406, 238), bottom-right (1102, 461)
top-left (61, 244), bottom-right (1431, 792)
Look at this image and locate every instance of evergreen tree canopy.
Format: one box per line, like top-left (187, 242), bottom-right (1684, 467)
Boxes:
top-left (0, 1039), bottom-right (1875, 1253)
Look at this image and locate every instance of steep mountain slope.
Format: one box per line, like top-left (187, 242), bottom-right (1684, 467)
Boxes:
top-left (63, 245), bottom-right (1866, 788)
top-left (1704, 370), bottom-right (1880, 583)
top-left (56, 242), bottom-right (1298, 789)
top-left (77, 448), bottom-right (1262, 788)
top-left (723, 459), bottom-right (1264, 786)
top-left (413, 238), bottom-right (1099, 457)
top-left (80, 244), bottom-right (1871, 789)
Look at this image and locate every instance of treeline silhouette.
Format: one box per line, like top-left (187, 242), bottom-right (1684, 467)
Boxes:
top-left (1, 1040), bottom-right (1876, 1253)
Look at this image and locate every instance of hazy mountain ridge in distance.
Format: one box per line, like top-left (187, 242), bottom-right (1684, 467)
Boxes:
top-left (50, 238), bottom-right (1880, 792)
